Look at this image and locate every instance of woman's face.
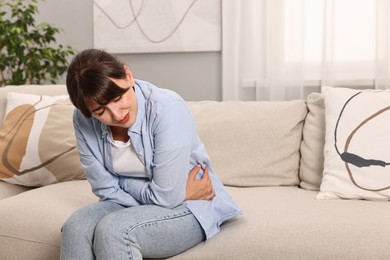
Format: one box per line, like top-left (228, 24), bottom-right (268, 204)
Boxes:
top-left (87, 67), bottom-right (138, 129)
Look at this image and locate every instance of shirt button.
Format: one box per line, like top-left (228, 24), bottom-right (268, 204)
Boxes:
top-left (138, 152), bottom-right (143, 156)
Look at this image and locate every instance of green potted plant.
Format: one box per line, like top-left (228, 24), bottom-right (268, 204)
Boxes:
top-left (0, 0), bottom-right (75, 86)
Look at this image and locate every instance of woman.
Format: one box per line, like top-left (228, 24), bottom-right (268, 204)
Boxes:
top-left (61, 49), bottom-right (241, 259)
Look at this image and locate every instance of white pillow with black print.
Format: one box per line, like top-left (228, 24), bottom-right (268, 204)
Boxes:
top-left (317, 86), bottom-right (390, 200)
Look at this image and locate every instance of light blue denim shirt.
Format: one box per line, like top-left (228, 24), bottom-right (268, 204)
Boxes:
top-left (73, 79), bottom-right (241, 239)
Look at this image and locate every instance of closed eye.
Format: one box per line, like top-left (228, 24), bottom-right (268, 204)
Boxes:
top-left (113, 95), bottom-right (122, 102)
top-left (94, 107), bottom-right (105, 116)
top-left (90, 94), bottom-right (123, 116)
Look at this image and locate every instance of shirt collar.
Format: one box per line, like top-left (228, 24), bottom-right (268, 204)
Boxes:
top-left (128, 80), bottom-right (146, 135)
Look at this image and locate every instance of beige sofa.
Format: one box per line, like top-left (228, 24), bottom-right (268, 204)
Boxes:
top-left (0, 84), bottom-right (389, 260)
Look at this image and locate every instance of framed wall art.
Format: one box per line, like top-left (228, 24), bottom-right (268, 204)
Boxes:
top-left (93, 0), bottom-right (221, 53)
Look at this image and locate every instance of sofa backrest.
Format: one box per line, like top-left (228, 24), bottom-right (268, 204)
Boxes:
top-left (188, 100), bottom-right (308, 187)
top-left (299, 92), bottom-right (325, 191)
top-left (0, 84), bottom-right (311, 188)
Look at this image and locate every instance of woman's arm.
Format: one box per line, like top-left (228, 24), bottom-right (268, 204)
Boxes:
top-left (119, 165), bottom-right (215, 203)
top-left (74, 112), bottom-right (141, 207)
top-left (120, 101), bottom-right (208, 208)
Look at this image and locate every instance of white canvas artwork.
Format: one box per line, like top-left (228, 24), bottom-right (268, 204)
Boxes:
top-left (93, 0), bottom-right (221, 53)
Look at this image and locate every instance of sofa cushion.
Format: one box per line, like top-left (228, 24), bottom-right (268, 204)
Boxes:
top-left (2, 183), bottom-right (389, 260)
top-left (188, 100), bottom-right (307, 187)
top-left (0, 181), bottom-right (31, 199)
top-left (318, 86), bottom-right (390, 200)
top-left (0, 180), bottom-right (97, 260)
top-left (0, 85), bottom-right (68, 128)
top-left (299, 92), bottom-right (325, 190)
top-left (171, 186), bottom-right (390, 260)
top-left (0, 93), bottom-right (85, 187)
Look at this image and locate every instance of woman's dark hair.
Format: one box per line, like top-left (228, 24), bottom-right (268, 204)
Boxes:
top-left (66, 49), bottom-right (129, 118)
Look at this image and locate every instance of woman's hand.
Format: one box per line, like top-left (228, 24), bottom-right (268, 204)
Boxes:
top-left (185, 165), bottom-right (215, 201)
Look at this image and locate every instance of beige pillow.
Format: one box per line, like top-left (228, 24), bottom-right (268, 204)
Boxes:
top-left (299, 92), bottom-right (325, 190)
top-left (0, 85), bottom-right (68, 129)
top-left (188, 100), bottom-right (307, 187)
top-left (317, 86), bottom-right (390, 200)
top-left (0, 93), bottom-right (85, 187)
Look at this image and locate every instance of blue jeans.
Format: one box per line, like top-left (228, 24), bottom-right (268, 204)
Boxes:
top-left (60, 202), bottom-right (205, 260)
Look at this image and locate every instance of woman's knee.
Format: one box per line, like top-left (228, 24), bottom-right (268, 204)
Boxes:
top-left (61, 207), bottom-right (95, 245)
top-left (94, 211), bottom-right (134, 246)
top-left (62, 202), bottom-right (124, 239)
top-left (93, 212), bottom-right (142, 259)
top-left (62, 208), bottom-right (87, 235)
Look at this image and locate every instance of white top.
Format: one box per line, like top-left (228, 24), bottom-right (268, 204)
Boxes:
top-left (111, 138), bottom-right (148, 178)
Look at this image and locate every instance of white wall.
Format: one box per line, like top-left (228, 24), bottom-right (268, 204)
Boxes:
top-left (36, 0), bottom-right (221, 101)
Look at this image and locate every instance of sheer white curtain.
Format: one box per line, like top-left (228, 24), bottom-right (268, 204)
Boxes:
top-left (222, 0), bottom-right (390, 101)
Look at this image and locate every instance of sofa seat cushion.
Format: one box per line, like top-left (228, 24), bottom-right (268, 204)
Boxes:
top-left (0, 180), bottom-right (97, 260)
top-left (1, 182), bottom-right (389, 260)
top-left (0, 181), bottom-right (31, 199)
top-left (171, 186), bottom-right (390, 260)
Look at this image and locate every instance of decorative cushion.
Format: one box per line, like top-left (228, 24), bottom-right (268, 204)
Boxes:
top-left (299, 92), bottom-right (325, 190)
top-left (188, 100), bottom-right (307, 187)
top-left (317, 86), bottom-right (390, 200)
top-left (0, 93), bottom-right (85, 187)
top-left (0, 85), bottom-right (69, 129)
